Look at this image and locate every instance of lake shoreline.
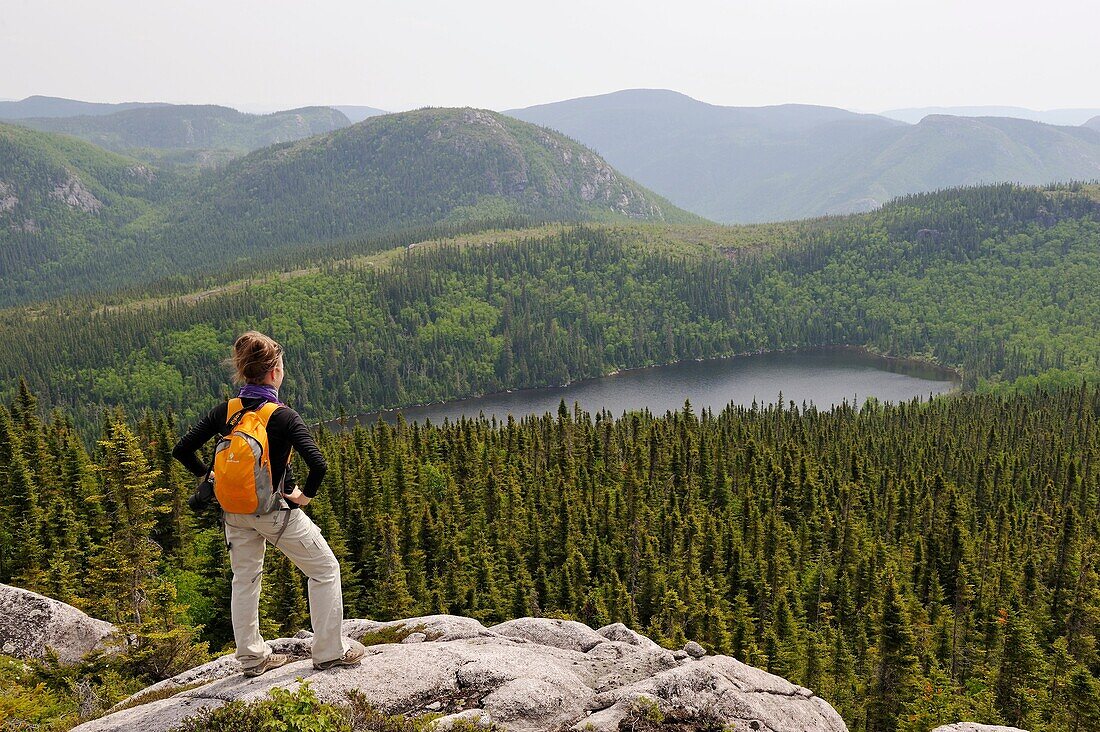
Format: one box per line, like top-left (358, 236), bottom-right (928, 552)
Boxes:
top-left (324, 344), bottom-right (962, 428)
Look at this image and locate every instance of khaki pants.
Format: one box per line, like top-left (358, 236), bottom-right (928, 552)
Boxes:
top-left (223, 508), bottom-right (348, 667)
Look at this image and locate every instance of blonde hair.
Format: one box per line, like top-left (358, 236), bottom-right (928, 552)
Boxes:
top-left (229, 331), bottom-right (283, 385)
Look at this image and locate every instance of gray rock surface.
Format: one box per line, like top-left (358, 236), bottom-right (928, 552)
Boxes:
top-left (69, 698), bottom-right (224, 732)
top-left (491, 616), bottom-right (606, 652)
top-left (596, 622), bottom-right (661, 649)
top-left (73, 614), bottom-right (848, 732)
top-left (0, 583), bottom-right (118, 664)
top-left (932, 725), bottom-right (1029, 732)
top-left (683, 640), bottom-right (706, 658)
top-left (388, 613), bottom-right (499, 642)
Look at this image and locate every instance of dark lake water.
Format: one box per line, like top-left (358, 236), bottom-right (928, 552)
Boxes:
top-left (347, 348), bottom-right (959, 426)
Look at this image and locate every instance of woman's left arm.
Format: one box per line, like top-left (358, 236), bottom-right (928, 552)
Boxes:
top-left (172, 404), bottom-right (224, 477)
top-left (286, 411), bottom-right (328, 498)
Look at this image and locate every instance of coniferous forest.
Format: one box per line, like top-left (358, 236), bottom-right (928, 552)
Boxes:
top-left (2, 383), bottom-right (1098, 731)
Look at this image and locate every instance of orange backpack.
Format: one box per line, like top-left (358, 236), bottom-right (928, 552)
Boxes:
top-left (213, 398), bottom-right (289, 514)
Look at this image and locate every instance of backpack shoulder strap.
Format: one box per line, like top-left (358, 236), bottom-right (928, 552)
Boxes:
top-left (255, 401), bottom-right (281, 427)
top-left (226, 398), bottom-right (244, 426)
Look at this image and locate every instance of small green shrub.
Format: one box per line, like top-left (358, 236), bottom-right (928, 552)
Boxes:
top-left (620, 696), bottom-right (664, 731)
top-left (0, 651), bottom-right (148, 730)
top-left (175, 682), bottom-right (350, 732)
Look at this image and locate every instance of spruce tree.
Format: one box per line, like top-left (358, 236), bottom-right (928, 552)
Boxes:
top-left (868, 577), bottom-right (919, 732)
top-left (994, 608), bottom-right (1046, 728)
top-left (369, 516), bottom-right (415, 619)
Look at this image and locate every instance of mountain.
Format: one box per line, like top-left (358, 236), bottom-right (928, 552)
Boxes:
top-left (1086, 115), bottom-right (1100, 131)
top-left (506, 89), bottom-right (906, 222)
top-left (0, 108), bottom-right (699, 304)
top-left (882, 105), bottom-right (1100, 126)
top-left (12, 105), bottom-right (351, 167)
top-left (786, 115), bottom-right (1100, 216)
top-left (507, 89), bottom-right (1100, 222)
top-left (333, 105), bottom-right (390, 123)
top-left (0, 95), bottom-right (166, 119)
top-left (175, 106), bottom-right (699, 238)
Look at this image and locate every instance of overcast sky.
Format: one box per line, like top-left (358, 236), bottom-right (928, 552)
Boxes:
top-left (3, 0), bottom-right (1097, 113)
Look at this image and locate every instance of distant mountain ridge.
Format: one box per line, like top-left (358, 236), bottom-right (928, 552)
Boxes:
top-left (12, 104), bottom-right (351, 167)
top-left (0, 95), bottom-right (168, 119)
top-left (882, 105), bottom-right (1100, 126)
top-left (507, 89), bottom-right (905, 222)
top-left (0, 108), bottom-right (698, 304)
top-left (333, 105), bottom-right (390, 123)
top-left (793, 115), bottom-right (1100, 216)
top-left (508, 89), bottom-right (1100, 222)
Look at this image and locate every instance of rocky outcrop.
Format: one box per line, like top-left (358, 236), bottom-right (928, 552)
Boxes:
top-left (126, 164), bottom-right (156, 182)
top-left (932, 725), bottom-right (1029, 732)
top-left (534, 129), bottom-right (667, 220)
top-left (49, 172), bottom-right (102, 212)
top-left (73, 614), bottom-right (847, 732)
top-left (0, 180), bottom-right (17, 214)
top-left (0, 583), bottom-right (118, 664)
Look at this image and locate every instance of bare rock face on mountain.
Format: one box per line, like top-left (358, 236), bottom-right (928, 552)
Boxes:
top-left (72, 614), bottom-right (848, 732)
top-left (931, 725), bottom-right (1029, 732)
top-left (49, 173), bottom-right (102, 213)
top-left (0, 583), bottom-right (118, 664)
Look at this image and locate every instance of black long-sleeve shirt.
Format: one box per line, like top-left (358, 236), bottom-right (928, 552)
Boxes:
top-left (172, 397), bottom-right (328, 498)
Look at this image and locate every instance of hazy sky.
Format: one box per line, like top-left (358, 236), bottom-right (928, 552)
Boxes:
top-left (3, 0), bottom-right (1098, 113)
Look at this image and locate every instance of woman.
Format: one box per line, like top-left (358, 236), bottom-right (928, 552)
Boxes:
top-left (173, 331), bottom-right (365, 676)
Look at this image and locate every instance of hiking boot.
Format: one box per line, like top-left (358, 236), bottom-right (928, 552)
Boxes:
top-left (242, 653), bottom-right (289, 677)
top-left (313, 641), bottom-right (366, 670)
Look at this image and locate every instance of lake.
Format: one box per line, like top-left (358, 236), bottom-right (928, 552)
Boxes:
top-left (345, 348), bottom-right (959, 426)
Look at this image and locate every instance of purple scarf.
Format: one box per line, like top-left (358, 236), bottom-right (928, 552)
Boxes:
top-left (238, 383), bottom-right (284, 406)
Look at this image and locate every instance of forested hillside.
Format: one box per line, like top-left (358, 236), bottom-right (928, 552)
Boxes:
top-left (1, 184), bottom-right (1096, 435)
top-left (508, 89), bottom-right (1100, 222)
top-left (0, 123), bottom-right (174, 296)
top-left (0, 109), bottom-right (695, 305)
top-left (2, 382), bottom-right (1097, 731)
top-left (794, 116), bottom-right (1100, 218)
top-left (14, 105), bottom-right (351, 167)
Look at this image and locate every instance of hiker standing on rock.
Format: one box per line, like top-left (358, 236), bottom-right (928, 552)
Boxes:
top-left (173, 331), bottom-right (365, 676)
